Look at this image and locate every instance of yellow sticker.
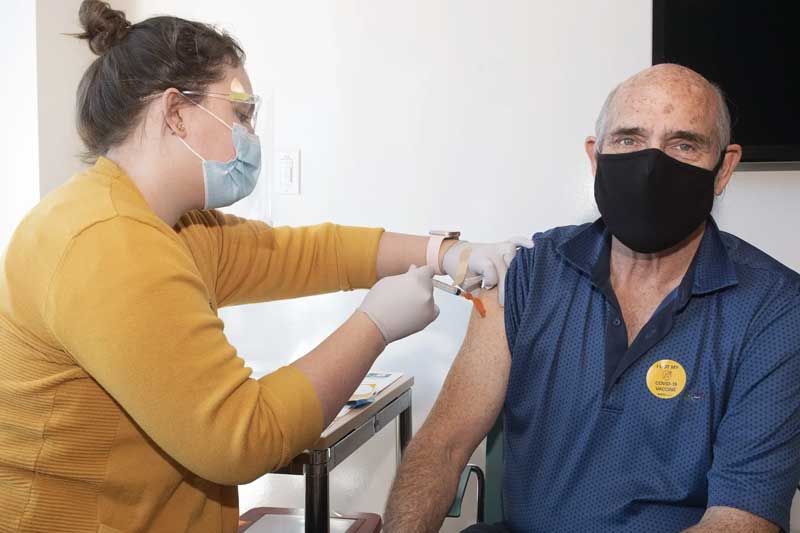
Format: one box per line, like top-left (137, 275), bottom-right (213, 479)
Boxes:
top-left (646, 359), bottom-right (686, 399)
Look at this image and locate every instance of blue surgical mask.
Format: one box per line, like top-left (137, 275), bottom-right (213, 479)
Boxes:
top-left (176, 105), bottom-right (262, 210)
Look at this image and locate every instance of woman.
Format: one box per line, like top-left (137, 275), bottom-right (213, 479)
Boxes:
top-left (0, 2), bottom-right (530, 532)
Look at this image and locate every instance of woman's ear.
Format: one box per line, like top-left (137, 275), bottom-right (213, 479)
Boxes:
top-left (161, 88), bottom-right (188, 138)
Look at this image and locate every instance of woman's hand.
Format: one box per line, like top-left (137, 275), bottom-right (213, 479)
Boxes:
top-left (442, 237), bottom-right (534, 306)
top-left (359, 265), bottom-right (440, 344)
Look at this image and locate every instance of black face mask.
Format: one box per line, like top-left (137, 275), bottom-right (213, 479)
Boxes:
top-left (594, 148), bottom-right (724, 254)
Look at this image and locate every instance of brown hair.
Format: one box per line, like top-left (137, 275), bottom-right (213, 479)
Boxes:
top-left (75, 0), bottom-right (245, 161)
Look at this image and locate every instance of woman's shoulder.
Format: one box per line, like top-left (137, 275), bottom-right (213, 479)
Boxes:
top-left (18, 171), bottom-right (140, 251)
top-left (1, 172), bottom-right (161, 332)
top-left (8, 170), bottom-right (181, 284)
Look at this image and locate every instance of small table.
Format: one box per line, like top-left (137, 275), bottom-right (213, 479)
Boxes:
top-left (275, 375), bottom-right (414, 533)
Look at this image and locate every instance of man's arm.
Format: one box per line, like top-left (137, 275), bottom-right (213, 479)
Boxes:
top-left (701, 291), bottom-right (800, 532)
top-left (384, 288), bottom-right (511, 533)
top-left (682, 506), bottom-right (779, 532)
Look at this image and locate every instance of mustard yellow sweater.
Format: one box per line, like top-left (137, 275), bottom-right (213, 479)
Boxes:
top-left (0, 157), bottom-right (384, 533)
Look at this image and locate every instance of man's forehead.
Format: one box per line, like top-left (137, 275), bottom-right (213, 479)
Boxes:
top-left (616, 78), bottom-right (711, 109)
top-left (608, 82), bottom-right (715, 135)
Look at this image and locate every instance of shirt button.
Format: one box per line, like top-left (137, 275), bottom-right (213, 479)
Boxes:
top-left (612, 318), bottom-right (622, 327)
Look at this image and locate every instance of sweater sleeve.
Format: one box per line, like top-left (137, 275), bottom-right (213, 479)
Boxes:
top-left (176, 211), bottom-right (385, 308)
top-left (44, 217), bottom-right (324, 485)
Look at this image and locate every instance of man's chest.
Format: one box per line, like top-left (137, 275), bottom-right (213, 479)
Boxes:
top-left (503, 289), bottom-right (743, 531)
top-left (505, 288), bottom-right (745, 513)
top-left (508, 280), bottom-right (746, 418)
top-left (614, 280), bottom-right (681, 346)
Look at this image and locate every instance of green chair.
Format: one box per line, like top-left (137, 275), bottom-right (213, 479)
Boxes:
top-left (447, 416), bottom-right (504, 524)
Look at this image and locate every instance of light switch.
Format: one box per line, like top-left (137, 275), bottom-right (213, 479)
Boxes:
top-left (275, 150), bottom-right (300, 195)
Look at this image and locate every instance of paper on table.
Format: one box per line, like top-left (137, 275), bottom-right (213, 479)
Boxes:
top-left (335, 371), bottom-right (403, 418)
top-left (348, 371), bottom-right (402, 402)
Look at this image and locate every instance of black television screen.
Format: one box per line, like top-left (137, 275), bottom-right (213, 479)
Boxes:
top-left (653, 1), bottom-right (800, 163)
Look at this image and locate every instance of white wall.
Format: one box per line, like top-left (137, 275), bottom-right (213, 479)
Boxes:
top-left (0, 0), bottom-right (91, 248)
top-left (35, 0), bottom-right (91, 197)
top-left (33, 1), bottom-right (800, 531)
top-left (714, 170), bottom-right (800, 268)
top-left (0, 1), bottom-right (39, 250)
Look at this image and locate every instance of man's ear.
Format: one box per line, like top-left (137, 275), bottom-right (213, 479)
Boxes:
top-left (714, 144), bottom-right (742, 195)
top-left (585, 136), bottom-right (598, 175)
top-left (161, 88), bottom-right (189, 138)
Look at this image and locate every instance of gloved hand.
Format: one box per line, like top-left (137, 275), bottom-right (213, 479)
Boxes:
top-left (359, 265), bottom-right (440, 344)
top-left (442, 237), bottom-right (534, 306)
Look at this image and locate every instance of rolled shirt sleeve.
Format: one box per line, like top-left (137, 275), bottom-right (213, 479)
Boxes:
top-left (706, 292), bottom-right (800, 531)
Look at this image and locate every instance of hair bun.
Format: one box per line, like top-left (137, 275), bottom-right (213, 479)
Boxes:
top-left (77, 0), bottom-right (131, 55)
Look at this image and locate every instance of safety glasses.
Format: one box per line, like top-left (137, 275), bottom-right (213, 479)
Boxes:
top-left (182, 90), bottom-right (262, 132)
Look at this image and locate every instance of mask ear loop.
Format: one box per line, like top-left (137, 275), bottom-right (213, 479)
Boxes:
top-left (175, 135), bottom-right (205, 162)
top-left (713, 149), bottom-right (728, 197)
top-left (713, 150), bottom-right (727, 174)
top-left (171, 93), bottom-right (219, 210)
top-left (172, 92), bottom-right (237, 162)
top-left (178, 92), bottom-right (234, 132)
top-left (193, 101), bottom-right (234, 132)
top-left (168, 93), bottom-right (208, 162)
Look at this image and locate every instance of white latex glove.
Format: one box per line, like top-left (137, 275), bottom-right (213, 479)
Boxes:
top-left (442, 237), bottom-right (534, 306)
top-left (359, 265), bottom-right (440, 344)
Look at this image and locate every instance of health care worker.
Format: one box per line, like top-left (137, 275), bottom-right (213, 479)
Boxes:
top-left (0, 2), bottom-right (532, 532)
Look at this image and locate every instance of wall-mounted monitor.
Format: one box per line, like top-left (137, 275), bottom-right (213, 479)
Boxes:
top-left (653, 1), bottom-right (800, 164)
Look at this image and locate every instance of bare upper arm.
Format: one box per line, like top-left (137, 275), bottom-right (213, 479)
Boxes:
top-left (415, 287), bottom-right (511, 464)
top-left (683, 506), bottom-right (779, 533)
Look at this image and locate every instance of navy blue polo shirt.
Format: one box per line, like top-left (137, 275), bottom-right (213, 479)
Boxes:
top-left (502, 217), bottom-right (800, 532)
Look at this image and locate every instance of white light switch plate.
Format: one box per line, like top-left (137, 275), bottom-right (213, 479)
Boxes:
top-left (275, 150), bottom-right (300, 195)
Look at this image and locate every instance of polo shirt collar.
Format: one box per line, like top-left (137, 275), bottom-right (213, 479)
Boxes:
top-left (557, 217), bottom-right (739, 299)
top-left (690, 217), bottom-right (739, 295)
top-left (556, 218), bottom-right (609, 281)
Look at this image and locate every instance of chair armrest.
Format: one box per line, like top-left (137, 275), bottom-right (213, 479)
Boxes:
top-left (446, 464), bottom-right (485, 521)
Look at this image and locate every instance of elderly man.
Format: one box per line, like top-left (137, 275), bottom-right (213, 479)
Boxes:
top-left (384, 64), bottom-right (800, 533)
